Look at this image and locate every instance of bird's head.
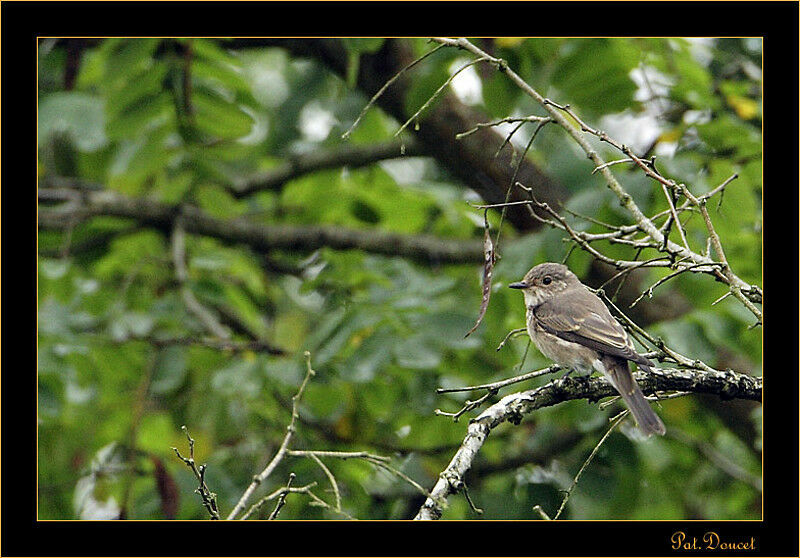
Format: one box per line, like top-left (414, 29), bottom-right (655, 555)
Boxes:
top-left (509, 262), bottom-right (580, 306)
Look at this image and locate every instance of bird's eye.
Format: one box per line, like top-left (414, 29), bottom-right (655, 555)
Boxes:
top-left (542, 276), bottom-right (552, 285)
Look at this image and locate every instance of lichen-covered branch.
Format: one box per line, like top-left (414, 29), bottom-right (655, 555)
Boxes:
top-left (414, 367), bottom-right (761, 520)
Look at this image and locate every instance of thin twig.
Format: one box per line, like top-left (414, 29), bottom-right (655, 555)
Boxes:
top-left (437, 365), bottom-right (561, 395)
top-left (267, 473), bottom-right (296, 520)
top-left (492, 119), bottom-right (551, 251)
top-left (342, 42), bottom-right (446, 140)
top-left (591, 157), bottom-right (637, 174)
top-left (596, 256), bottom-right (672, 293)
top-left (455, 115), bottom-right (550, 140)
top-left (461, 481), bottom-right (483, 515)
top-left (495, 327), bottom-right (527, 351)
top-left (370, 459), bottom-right (435, 501)
top-left (226, 352), bottom-right (316, 520)
top-left (171, 426), bottom-right (220, 520)
top-left (552, 412), bottom-right (626, 520)
top-left (628, 261), bottom-right (724, 309)
top-left (287, 450), bottom-right (391, 463)
top-left (307, 454), bottom-right (341, 512)
top-left (393, 56), bottom-right (490, 138)
top-left (435, 389), bottom-right (497, 421)
top-left (240, 480), bottom-right (318, 521)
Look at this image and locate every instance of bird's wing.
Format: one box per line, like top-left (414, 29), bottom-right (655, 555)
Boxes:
top-left (533, 292), bottom-right (653, 367)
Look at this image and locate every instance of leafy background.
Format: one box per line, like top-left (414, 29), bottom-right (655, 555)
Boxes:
top-left (38, 37), bottom-right (761, 520)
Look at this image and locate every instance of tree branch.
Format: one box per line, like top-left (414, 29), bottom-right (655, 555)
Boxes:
top-left (38, 187), bottom-right (485, 265)
top-left (414, 367), bottom-right (761, 520)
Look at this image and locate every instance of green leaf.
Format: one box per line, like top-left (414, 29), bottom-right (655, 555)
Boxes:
top-left (103, 39), bottom-right (161, 88)
top-left (105, 92), bottom-right (172, 140)
top-left (551, 39), bottom-right (638, 114)
top-left (342, 39), bottom-right (385, 89)
top-left (192, 87), bottom-right (254, 139)
top-left (482, 71), bottom-right (522, 118)
top-left (211, 360), bottom-right (262, 399)
top-left (92, 230), bottom-right (167, 281)
top-left (106, 64), bottom-right (169, 119)
top-left (39, 92), bottom-right (107, 151)
top-left (394, 334), bottom-right (441, 369)
top-left (341, 326), bottom-right (394, 383)
top-left (151, 346), bottom-right (188, 394)
top-left (137, 412), bottom-right (176, 454)
top-left (694, 114), bottom-right (760, 159)
top-left (342, 38), bottom-right (386, 55)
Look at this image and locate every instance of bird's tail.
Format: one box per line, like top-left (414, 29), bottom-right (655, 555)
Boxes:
top-left (601, 358), bottom-right (665, 436)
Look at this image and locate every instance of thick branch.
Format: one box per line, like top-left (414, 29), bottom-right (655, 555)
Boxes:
top-left (414, 367), bottom-right (761, 520)
top-left (38, 187), bottom-right (485, 265)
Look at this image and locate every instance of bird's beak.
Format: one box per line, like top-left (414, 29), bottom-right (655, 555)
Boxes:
top-left (508, 281), bottom-right (528, 289)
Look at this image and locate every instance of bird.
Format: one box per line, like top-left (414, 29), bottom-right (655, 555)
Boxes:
top-left (509, 262), bottom-right (665, 436)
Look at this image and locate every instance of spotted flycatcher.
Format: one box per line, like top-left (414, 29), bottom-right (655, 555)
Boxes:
top-left (509, 262), bottom-right (665, 436)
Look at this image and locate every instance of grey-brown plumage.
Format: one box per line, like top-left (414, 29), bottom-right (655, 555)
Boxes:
top-left (510, 262), bottom-right (665, 436)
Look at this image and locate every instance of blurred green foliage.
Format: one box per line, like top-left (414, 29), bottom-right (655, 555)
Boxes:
top-left (38, 38), bottom-right (761, 520)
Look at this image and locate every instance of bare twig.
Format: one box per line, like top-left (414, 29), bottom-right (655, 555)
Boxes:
top-left (461, 481), bottom-right (483, 515)
top-left (552, 411), bottom-right (626, 520)
top-left (371, 460), bottom-right (435, 500)
top-left (342, 43), bottom-right (447, 139)
top-left (267, 473), bottom-right (296, 520)
top-left (437, 365), bottom-right (560, 395)
top-left (287, 450), bottom-right (390, 463)
top-left (171, 426), bottom-right (220, 520)
top-left (226, 352), bottom-right (316, 520)
top-left (394, 56), bottom-right (490, 138)
top-left (495, 327), bottom-right (528, 351)
top-left (628, 261), bottom-right (724, 309)
top-left (289, 449), bottom-right (429, 501)
top-left (434, 389), bottom-right (497, 422)
top-left (455, 115), bottom-right (551, 140)
top-left (307, 454), bottom-right (341, 512)
top-left (240, 479), bottom-right (317, 521)
top-left (591, 157), bottom-right (638, 174)
top-left (493, 119), bottom-right (552, 250)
